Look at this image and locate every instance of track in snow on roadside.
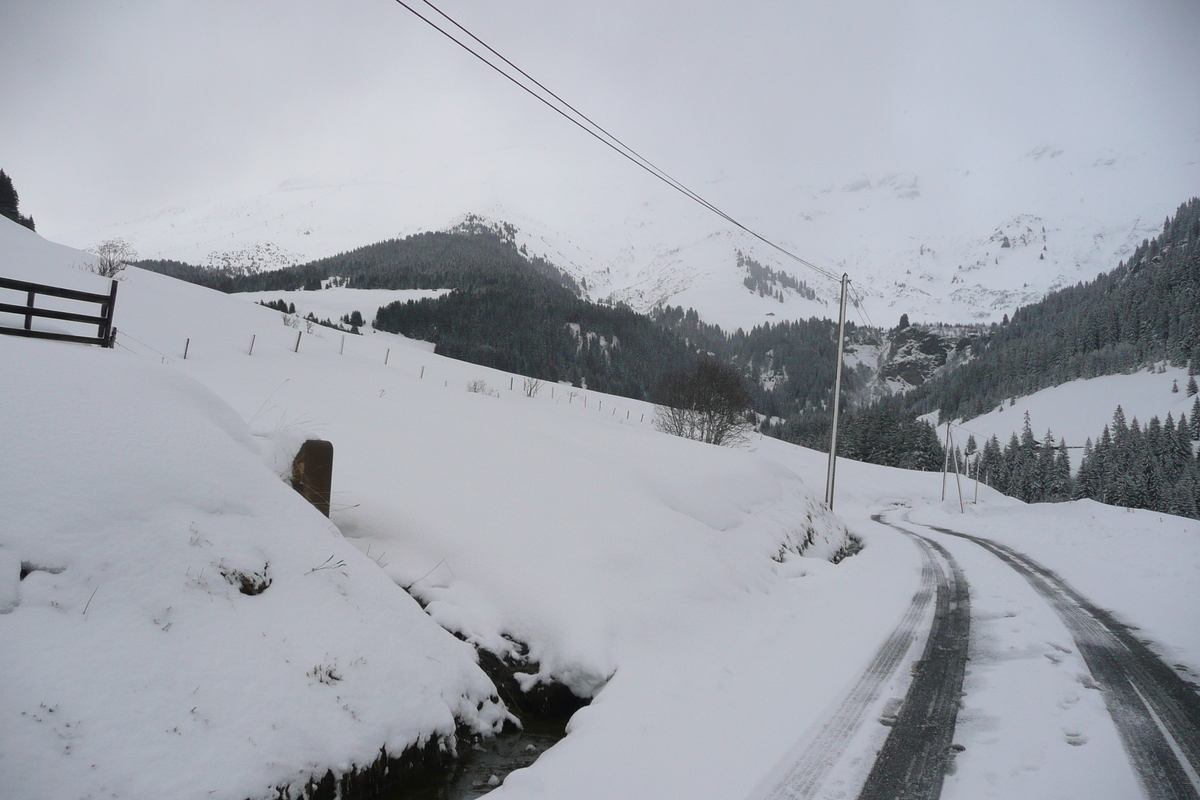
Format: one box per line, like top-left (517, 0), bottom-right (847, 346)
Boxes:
top-left (913, 518), bottom-right (1200, 800)
top-left (752, 515), bottom-right (970, 800)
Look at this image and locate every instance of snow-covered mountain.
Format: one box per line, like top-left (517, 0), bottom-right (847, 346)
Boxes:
top-left (57, 140), bottom-right (1191, 331)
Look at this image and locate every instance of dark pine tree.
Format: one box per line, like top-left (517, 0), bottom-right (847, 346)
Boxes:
top-left (0, 169), bottom-right (36, 231)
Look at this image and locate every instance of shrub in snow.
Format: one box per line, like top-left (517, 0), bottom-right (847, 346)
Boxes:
top-left (466, 378), bottom-right (499, 397)
top-left (87, 237), bottom-right (137, 278)
top-left (652, 358), bottom-right (753, 447)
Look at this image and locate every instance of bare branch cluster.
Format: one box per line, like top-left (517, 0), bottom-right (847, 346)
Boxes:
top-left (522, 376), bottom-right (544, 397)
top-left (88, 238), bottom-right (137, 278)
top-left (651, 358), bottom-right (753, 447)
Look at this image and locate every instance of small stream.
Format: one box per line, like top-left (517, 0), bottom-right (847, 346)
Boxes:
top-left (401, 714), bottom-right (571, 799)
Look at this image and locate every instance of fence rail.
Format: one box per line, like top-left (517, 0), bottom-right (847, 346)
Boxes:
top-left (0, 276), bottom-right (118, 347)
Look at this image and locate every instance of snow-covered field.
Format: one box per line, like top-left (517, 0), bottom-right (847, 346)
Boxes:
top-left (948, 367), bottom-right (1197, 456)
top-left (3, 217), bottom-right (1198, 800)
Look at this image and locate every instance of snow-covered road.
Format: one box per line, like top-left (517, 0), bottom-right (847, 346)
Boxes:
top-left (914, 517), bottom-right (1200, 800)
top-left (755, 508), bottom-right (1200, 800)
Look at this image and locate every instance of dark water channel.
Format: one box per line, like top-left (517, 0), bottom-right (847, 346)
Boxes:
top-left (401, 714), bottom-right (570, 799)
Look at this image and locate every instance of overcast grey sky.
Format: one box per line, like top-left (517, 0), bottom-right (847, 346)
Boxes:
top-left (2, 0), bottom-right (1198, 246)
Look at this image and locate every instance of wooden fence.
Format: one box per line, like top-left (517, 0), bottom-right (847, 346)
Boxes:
top-left (0, 276), bottom-right (118, 347)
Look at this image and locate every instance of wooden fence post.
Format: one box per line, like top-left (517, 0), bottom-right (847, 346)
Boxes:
top-left (291, 439), bottom-right (334, 517)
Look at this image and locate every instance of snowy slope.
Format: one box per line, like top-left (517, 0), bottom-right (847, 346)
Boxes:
top-left (0, 223), bottom-right (507, 800)
top-left (948, 365), bottom-right (1197, 455)
top-left (4, 217), bottom-right (1199, 800)
top-left (0, 217), bottom-right (860, 799)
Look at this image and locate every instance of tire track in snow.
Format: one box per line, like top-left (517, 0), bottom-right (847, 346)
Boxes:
top-left (754, 515), bottom-right (967, 800)
top-left (914, 519), bottom-right (1200, 800)
top-left (856, 517), bottom-right (971, 800)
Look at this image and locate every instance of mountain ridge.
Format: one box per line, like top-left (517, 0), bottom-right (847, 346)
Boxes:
top-left (54, 140), bottom-right (1189, 332)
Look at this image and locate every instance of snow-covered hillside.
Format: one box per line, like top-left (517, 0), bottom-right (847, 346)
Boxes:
top-left (0, 217), bottom-right (855, 798)
top-left (947, 365), bottom-right (1198, 457)
top-left (4, 217), bottom-right (1199, 800)
top-left (51, 141), bottom-right (1190, 331)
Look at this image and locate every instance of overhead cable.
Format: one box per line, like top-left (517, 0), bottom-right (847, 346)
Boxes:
top-left (391, 0), bottom-right (844, 287)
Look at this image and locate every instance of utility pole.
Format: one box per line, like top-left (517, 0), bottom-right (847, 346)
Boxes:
top-left (941, 421), bottom-right (952, 501)
top-left (824, 273), bottom-right (849, 510)
top-left (949, 428), bottom-right (965, 513)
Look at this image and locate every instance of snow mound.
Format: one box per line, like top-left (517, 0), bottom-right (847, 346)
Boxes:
top-left (0, 338), bottom-right (506, 800)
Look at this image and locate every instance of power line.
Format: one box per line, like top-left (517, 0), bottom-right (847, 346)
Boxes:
top-left (391, 0), bottom-right (844, 287)
top-left (847, 281), bottom-right (873, 328)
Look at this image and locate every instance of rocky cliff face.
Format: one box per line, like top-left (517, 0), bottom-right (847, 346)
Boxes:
top-left (846, 324), bottom-right (983, 407)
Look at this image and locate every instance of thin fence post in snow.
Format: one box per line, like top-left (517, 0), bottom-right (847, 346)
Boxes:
top-left (340, 335), bottom-right (345, 355)
top-left (420, 366), bottom-right (425, 379)
top-left (626, 410), bottom-right (629, 419)
top-left (294, 330), bottom-right (302, 353)
top-left (510, 377), bottom-right (514, 391)
top-left (641, 413), bottom-right (644, 422)
top-left (183, 338), bottom-right (190, 360)
top-left (248, 334), bottom-right (255, 356)
top-left (385, 348), bottom-right (390, 365)
top-left (551, 386), bottom-right (554, 399)
top-left (599, 400), bottom-right (602, 411)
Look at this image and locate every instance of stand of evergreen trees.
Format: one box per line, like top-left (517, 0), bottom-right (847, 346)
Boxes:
top-left (964, 402), bottom-right (1200, 519)
top-left (0, 169), bottom-right (36, 231)
top-left (739, 253), bottom-right (817, 301)
top-left (651, 305), bottom-right (859, 422)
top-left (973, 413), bottom-right (1074, 503)
top-left (1074, 405), bottom-right (1200, 518)
top-left (768, 396), bottom-right (946, 472)
top-left (374, 274), bottom-right (693, 399)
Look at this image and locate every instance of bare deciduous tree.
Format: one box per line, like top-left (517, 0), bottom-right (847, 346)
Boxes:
top-left (88, 238), bottom-right (137, 278)
top-left (522, 376), bottom-right (544, 397)
top-left (652, 358), bottom-right (753, 447)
